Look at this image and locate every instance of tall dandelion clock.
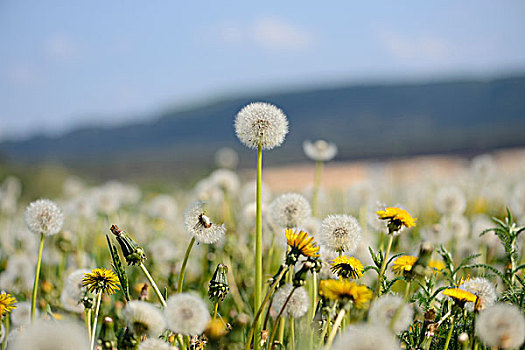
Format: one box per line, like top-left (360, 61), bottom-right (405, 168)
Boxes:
top-left (234, 101), bottom-right (288, 347)
top-left (476, 303), bottom-right (525, 349)
top-left (184, 201), bottom-right (226, 244)
top-left (434, 186), bottom-right (467, 216)
top-left (165, 293), bottom-right (210, 336)
top-left (303, 139), bottom-right (337, 162)
top-left (319, 214), bottom-right (361, 254)
top-left (122, 301), bottom-right (167, 337)
top-left (270, 193), bottom-right (311, 229)
top-left (459, 277), bottom-right (497, 312)
top-left (25, 198), bottom-right (64, 322)
top-left (272, 284), bottom-right (309, 318)
top-left (10, 320), bottom-right (90, 350)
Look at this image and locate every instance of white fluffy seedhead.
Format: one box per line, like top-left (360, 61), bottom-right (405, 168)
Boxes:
top-left (476, 303), bottom-right (525, 349)
top-left (368, 294), bottom-right (413, 333)
top-left (319, 214), bottom-right (361, 254)
top-left (272, 284), bottom-right (309, 319)
top-left (122, 301), bottom-right (167, 337)
top-left (270, 193), bottom-right (311, 228)
top-left (138, 338), bottom-right (174, 350)
top-left (165, 293), bottom-right (210, 336)
top-left (331, 324), bottom-right (400, 350)
top-left (25, 199), bottom-right (64, 236)
top-left (303, 139), bottom-right (337, 162)
top-left (460, 277), bottom-right (497, 312)
top-left (184, 201), bottom-right (226, 244)
top-left (234, 102), bottom-right (289, 150)
top-left (10, 320), bottom-right (90, 350)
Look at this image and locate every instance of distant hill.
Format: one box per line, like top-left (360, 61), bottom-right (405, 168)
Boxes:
top-left (2, 76), bottom-right (525, 179)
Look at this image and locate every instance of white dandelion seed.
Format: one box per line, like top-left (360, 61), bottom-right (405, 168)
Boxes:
top-left (331, 324), bottom-right (400, 350)
top-left (476, 303), bottom-right (525, 349)
top-left (184, 201), bottom-right (226, 244)
top-left (272, 284), bottom-right (309, 319)
top-left (319, 214), bottom-right (361, 254)
top-left (122, 301), bottom-right (167, 337)
top-left (24, 199), bottom-right (64, 236)
top-left (0, 254), bottom-right (35, 293)
top-left (214, 147), bottom-right (239, 169)
top-left (210, 168), bottom-right (241, 195)
top-left (303, 139), bottom-right (337, 162)
top-left (368, 294), bottom-right (413, 333)
top-left (270, 193), bottom-right (311, 228)
top-left (10, 301), bottom-right (36, 327)
top-left (61, 269), bottom-right (90, 313)
top-left (165, 293), bottom-right (210, 336)
top-left (138, 338), bottom-right (174, 350)
top-left (10, 320), bottom-right (90, 350)
top-left (234, 102), bottom-right (289, 150)
top-left (460, 277), bottom-right (497, 312)
top-left (434, 186), bottom-right (466, 216)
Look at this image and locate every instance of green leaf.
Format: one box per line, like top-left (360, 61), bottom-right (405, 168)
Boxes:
top-left (106, 234), bottom-right (130, 302)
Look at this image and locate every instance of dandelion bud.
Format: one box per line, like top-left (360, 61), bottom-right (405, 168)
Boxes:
top-left (208, 264), bottom-right (229, 303)
top-left (110, 225), bottom-right (146, 266)
top-left (81, 295), bottom-right (93, 309)
top-left (98, 317), bottom-right (118, 350)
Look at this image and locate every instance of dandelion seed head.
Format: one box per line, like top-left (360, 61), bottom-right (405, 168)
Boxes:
top-left (271, 193), bottom-right (311, 228)
top-left (434, 186), bottom-right (467, 216)
top-left (184, 201), bottom-right (226, 244)
top-left (369, 294), bottom-right (413, 333)
top-left (420, 223), bottom-right (451, 245)
top-left (303, 139), bottom-right (337, 162)
top-left (24, 199), bottom-right (64, 236)
top-left (147, 195), bottom-right (178, 221)
top-left (476, 303), bottom-right (525, 349)
top-left (214, 147), bottom-right (239, 169)
top-left (10, 320), bottom-right (89, 350)
top-left (122, 300), bottom-right (167, 336)
top-left (331, 324), bottom-right (400, 350)
top-left (165, 293), bottom-right (210, 335)
top-left (0, 254), bottom-right (35, 293)
top-left (210, 168), bottom-right (241, 194)
top-left (272, 284), bottom-right (309, 318)
top-left (460, 277), bottom-right (497, 312)
top-left (234, 102), bottom-right (288, 150)
top-left (440, 214), bottom-right (470, 239)
top-left (319, 214), bottom-right (361, 254)
top-left (138, 338), bottom-right (174, 350)
top-left (10, 301), bottom-right (34, 326)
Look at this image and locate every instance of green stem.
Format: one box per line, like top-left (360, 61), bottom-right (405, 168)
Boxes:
top-left (254, 144), bottom-right (263, 350)
top-left (84, 307), bottom-right (92, 340)
top-left (213, 302), bottom-right (219, 320)
top-left (2, 315), bottom-right (9, 350)
top-left (139, 262), bottom-right (167, 307)
top-left (325, 308), bottom-right (346, 349)
top-left (318, 318), bottom-right (330, 349)
top-left (311, 160), bottom-right (323, 217)
top-left (375, 234), bottom-right (394, 298)
top-left (31, 232), bottom-right (45, 321)
top-left (90, 292), bottom-right (102, 350)
top-left (177, 237), bottom-right (196, 294)
top-left (289, 316), bottom-right (295, 350)
top-left (443, 316), bottom-right (455, 350)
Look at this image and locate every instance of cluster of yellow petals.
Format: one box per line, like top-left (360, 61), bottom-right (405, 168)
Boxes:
top-left (376, 207), bottom-right (417, 228)
top-left (285, 229), bottom-right (320, 257)
top-left (0, 292), bottom-right (17, 316)
top-left (442, 288), bottom-right (478, 303)
top-left (82, 268), bottom-right (120, 295)
top-left (330, 256), bottom-right (364, 279)
top-left (392, 255), bottom-right (445, 275)
top-left (319, 280), bottom-right (372, 309)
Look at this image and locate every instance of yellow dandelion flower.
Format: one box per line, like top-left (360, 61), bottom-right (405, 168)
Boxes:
top-left (319, 280), bottom-right (372, 309)
top-left (429, 260), bottom-right (445, 272)
top-left (330, 256), bottom-right (364, 279)
top-left (0, 292), bottom-right (17, 316)
top-left (442, 288), bottom-right (478, 304)
top-left (392, 255), bottom-right (418, 275)
top-left (376, 207), bottom-right (417, 231)
top-left (82, 268), bottom-right (120, 295)
top-left (285, 229), bottom-right (320, 258)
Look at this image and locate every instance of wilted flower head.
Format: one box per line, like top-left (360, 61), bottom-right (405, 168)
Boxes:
top-left (10, 320), bottom-right (90, 350)
top-left (184, 201), bottom-right (226, 244)
top-left (331, 324), bottom-right (400, 350)
top-left (303, 139), bottom-right (337, 162)
top-left (459, 277), bottom-right (497, 312)
top-left (434, 186), bottom-right (466, 216)
top-left (234, 102), bottom-right (289, 150)
top-left (138, 338), bottom-right (174, 350)
top-left (165, 293), bottom-right (210, 335)
top-left (476, 303), bottom-right (525, 349)
top-left (272, 284), bottom-right (309, 318)
top-left (61, 269), bottom-right (90, 313)
top-left (25, 199), bottom-right (64, 236)
top-left (82, 268), bottom-right (120, 295)
top-left (319, 214), bottom-right (361, 254)
top-left (270, 193), bottom-right (311, 228)
top-left (369, 294), bottom-right (413, 333)
top-left (122, 300), bottom-right (166, 336)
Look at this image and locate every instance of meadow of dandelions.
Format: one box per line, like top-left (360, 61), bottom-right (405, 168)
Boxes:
top-left (1, 102), bottom-right (525, 350)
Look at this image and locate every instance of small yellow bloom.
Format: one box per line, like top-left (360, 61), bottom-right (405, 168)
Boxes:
top-left (429, 260), bottom-right (445, 272)
top-left (0, 292), bottom-right (17, 316)
top-left (285, 229), bottom-right (320, 258)
top-left (392, 255), bottom-right (418, 275)
top-left (330, 256), bottom-right (364, 279)
top-left (376, 207), bottom-right (417, 230)
top-left (83, 268), bottom-right (120, 295)
top-left (319, 280), bottom-right (372, 309)
top-left (442, 288), bottom-right (478, 304)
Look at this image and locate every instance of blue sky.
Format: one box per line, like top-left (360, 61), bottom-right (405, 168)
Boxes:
top-left (1, 1), bottom-right (525, 140)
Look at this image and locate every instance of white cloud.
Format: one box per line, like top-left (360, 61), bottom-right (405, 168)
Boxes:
top-left (380, 31), bottom-right (450, 61)
top-left (44, 34), bottom-right (77, 61)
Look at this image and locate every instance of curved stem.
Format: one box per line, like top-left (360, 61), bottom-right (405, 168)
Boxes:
top-left (254, 144), bottom-right (263, 350)
top-left (31, 233), bottom-right (45, 321)
top-left (177, 237), bottom-right (196, 294)
top-left (443, 315), bottom-right (455, 350)
top-left (375, 234), bottom-right (394, 298)
top-left (325, 308), bottom-right (346, 349)
top-left (90, 292), bottom-right (102, 350)
top-left (140, 262), bottom-right (167, 307)
top-left (268, 286), bottom-right (297, 348)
